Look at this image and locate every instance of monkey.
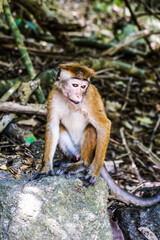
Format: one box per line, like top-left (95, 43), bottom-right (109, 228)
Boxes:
top-left (30, 62), bottom-right (160, 207)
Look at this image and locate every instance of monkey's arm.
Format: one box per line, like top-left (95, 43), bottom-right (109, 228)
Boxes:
top-left (85, 85), bottom-right (111, 184)
top-left (86, 118), bottom-right (111, 184)
top-left (30, 89), bottom-right (60, 180)
top-left (100, 165), bottom-right (160, 206)
top-left (41, 122), bottom-right (60, 175)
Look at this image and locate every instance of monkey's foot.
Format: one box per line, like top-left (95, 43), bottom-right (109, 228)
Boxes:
top-left (56, 161), bottom-right (86, 178)
top-left (29, 170), bottom-right (54, 181)
top-left (80, 171), bottom-right (97, 186)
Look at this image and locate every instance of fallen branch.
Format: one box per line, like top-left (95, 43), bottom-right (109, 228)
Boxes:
top-left (72, 38), bottom-right (148, 56)
top-left (102, 29), bottom-right (160, 56)
top-left (0, 113), bottom-right (16, 133)
top-left (134, 139), bottom-right (160, 168)
top-left (0, 69), bottom-right (57, 96)
top-left (124, 0), bottom-right (152, 51)
top-left (17, 80), bottom-right (40, 104)
top-left (120, 127), bottom-right (142, 183)
top-left (83, 58), bottom-right (147, 78)
top-left (0, 102), bottom-right (47, 115)
top-left (0, 81), bottom-right (21, 102)
top-left (0, 34), bottom-right (148, 57)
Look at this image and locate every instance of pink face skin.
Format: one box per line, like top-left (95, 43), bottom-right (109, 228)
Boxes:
top-left (62, 79), bottom-right (89, 105)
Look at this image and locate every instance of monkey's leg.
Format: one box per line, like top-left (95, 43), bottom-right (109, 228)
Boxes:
top-left (52, 124), bottom-right (80, 167)
top-left (29, 125), bottom-right (79, 181)
top-left (56, 127), bottom-right (85, 176)
top-left (81, 125), bottom-right (97, 185)
top-left (58, 125), bottom-right (80, 158)
top-left (29, 125), bottom-right (59, 181)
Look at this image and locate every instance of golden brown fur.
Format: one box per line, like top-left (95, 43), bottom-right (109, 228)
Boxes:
top-left (30, 62), bottom-right (160, 207)
top-left (59, 62), bottom-right (95, 80)
top-left (40, 63), bottom-right (111, 179)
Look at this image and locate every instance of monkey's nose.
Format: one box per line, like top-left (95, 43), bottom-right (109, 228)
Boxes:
top-left (69, 99), bottom-right (80, 104)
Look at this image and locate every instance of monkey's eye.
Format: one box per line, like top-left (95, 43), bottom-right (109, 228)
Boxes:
top-left (72, 84), bottom-right (78, 87)
top-left (81, 85), bottom-right (86, 89)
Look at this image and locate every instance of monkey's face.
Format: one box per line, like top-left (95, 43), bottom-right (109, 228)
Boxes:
top-left (62, 79), bottom-right (89, 105)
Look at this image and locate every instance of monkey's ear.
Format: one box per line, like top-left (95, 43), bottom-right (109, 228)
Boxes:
top-left (88, 68), bottom-right (95, 79)
top-left (56, 68), bottom-right (61, 81)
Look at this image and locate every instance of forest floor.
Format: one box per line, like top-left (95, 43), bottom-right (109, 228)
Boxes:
top-left (0, 0), bottom-right (160, 206)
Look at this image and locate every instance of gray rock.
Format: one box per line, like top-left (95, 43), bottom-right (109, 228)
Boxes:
top-left (0, 171), bottom-right (113, 240)
top-left (115, 204), bottom-right (160, 240)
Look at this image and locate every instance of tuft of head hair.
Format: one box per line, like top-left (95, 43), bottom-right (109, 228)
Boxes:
top-left (59, 62), bottom-right (95, 80)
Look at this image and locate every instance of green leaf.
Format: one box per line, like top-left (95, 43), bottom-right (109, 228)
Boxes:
top-left (25, 135), bottom-right (36, 146)
top-left (136, 117), bottom-right (153, 125)
top-left (115, 81), bottom-right (125, 86)
top-left (113, 0), bottom-right (124, 7)
top-left (15, 18), bottom-right (22, 26)
top-left (23, 20), bottom-right (36, 31)
top-left (93, 1), bottom-right (108, 12)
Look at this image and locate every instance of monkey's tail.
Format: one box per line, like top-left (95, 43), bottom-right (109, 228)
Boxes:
top-left (100, 165), bottom-right (160, 207)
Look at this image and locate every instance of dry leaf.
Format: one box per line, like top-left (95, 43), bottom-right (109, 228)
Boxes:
top-left (0, 164), bottom-right (7, 171)
top-left (35, 163), bottom-right (42, 171)
top-left (14, 174), bottom-right (22, 179)
top-left (20, 165), bottom-right (30, 171)
top-left (138, 227), bottom-right (158, 240)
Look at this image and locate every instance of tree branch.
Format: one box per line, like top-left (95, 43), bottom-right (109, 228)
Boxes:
top-left (0, 102), bottom-right (47, 115)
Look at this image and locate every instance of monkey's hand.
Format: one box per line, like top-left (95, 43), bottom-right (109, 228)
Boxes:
top-left (29, 170), bottom-right (54, 181)
top-left (56, 161), bottom-right (86, 178)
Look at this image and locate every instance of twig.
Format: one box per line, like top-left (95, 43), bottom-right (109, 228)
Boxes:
top-left (109, 84), bottom-right (135, 103)
top-left (124, 0), bottom-right (152, 51)
top-left (127, 133), bottom-right (160, 168)
top-left (0, 60), bottom-right (10, 67)
top-left (140, 0), bottom-right (160, 21)
top-left (136, 11), bottom-right (160, 18)
top-left (122, 77), bottom-right (133, 111)
top-left (149, 114), bottom-right (160, 151)
top-left (120, 127), bottom-right (142, 183)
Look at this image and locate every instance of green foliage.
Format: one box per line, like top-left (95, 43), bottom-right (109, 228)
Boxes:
top-left (0, 0), bottom-right (4, 14)
top-left (15, 18), bottom-right (22, 26)
top-left (117, 24), bottom-right (136, 41)
top-left (93, 1), bottom-right (109, 12)
top-left (136, 116), bottom-right (153, 126)
top-left (117, 24), bottom-right (146, 44)
top-left (23, 20), bottom-right (36, 31)
top-left (25, 135), bottom-right (36, 146)
top-left (15, 18), bottom-right (36, 31)
top-left (113, 0), bottom-right (124, 6)
top-left (115, 81), bottom-right (126, 86)
top-left (93, 0), bottom-right (124, 12)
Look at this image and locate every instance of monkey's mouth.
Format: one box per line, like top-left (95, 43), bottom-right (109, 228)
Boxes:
top-left (69, 99), bottom-right (80, 105)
